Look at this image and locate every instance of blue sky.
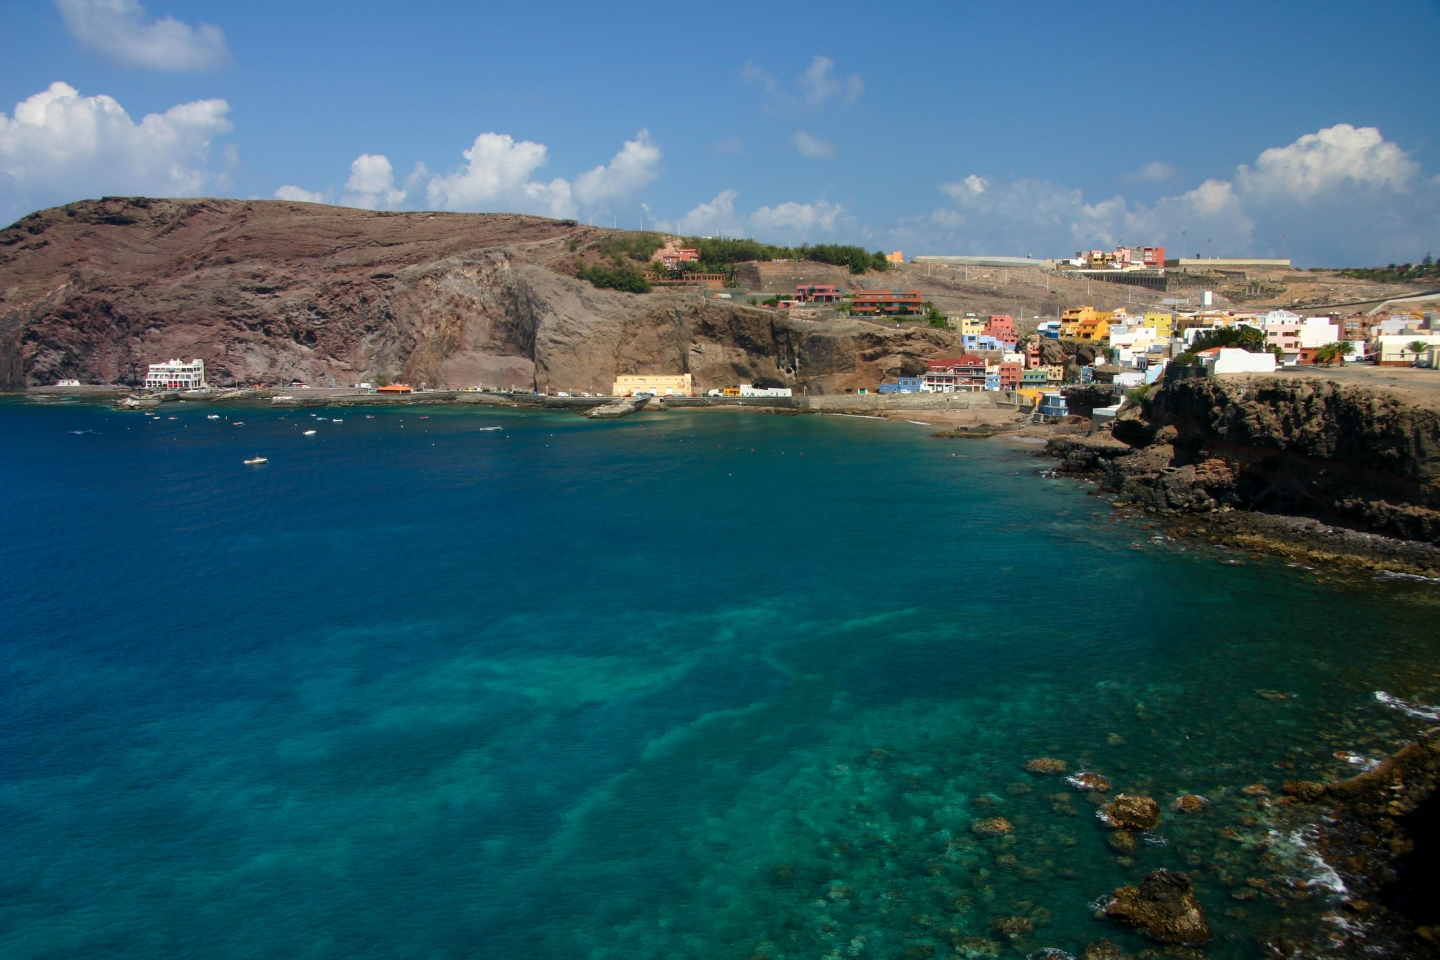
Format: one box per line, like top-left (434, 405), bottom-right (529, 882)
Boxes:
top-left (2, 0), bottom-right (1438, 266)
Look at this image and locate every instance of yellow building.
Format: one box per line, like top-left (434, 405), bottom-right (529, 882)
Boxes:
top-left (612, 374), bottom-right (694, 397)
top-left (950, 315), bottom-right (985, 335)
top-left (1060, 306), bottom-right (1112, 340)
top-left (886, 251), bottom-right (904, 265)
top-left (1141, 311), bottom-right (1174, 339)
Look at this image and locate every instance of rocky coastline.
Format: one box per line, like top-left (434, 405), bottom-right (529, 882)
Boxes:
top-left (1045, 375), bottom-right (1440, 574)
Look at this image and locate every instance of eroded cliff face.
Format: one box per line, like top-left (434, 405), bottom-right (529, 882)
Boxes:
top-left (1049, 376), bottom-right (1440, 546)
top-left (0, 197), bottom-right (955, 393)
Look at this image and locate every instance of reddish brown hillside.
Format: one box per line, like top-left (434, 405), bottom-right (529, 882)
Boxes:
top-left (0, 197), bottom-right (955, 393)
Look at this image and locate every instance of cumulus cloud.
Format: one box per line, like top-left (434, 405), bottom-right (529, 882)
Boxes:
top-left (790, 131), bottom-right (836, 159)
top-left (743, 55), bottom-right (863, 111)
top-left (1125, 161), bottom-right (1176, 184)
top-left (901, 123), bottom-right (1438, 265)
top-left (56, 0), bottom-right (232, 71)
top-left (426, 130), bottom-right (660, 219)
top-left (0, 81), bottom-right (231, 221)
top-left (674, 190), bottom-right (842, 241)
top-left (572, 130), bottom-right (661, 206)
top-left (425, 132), bottom-right (572, 217)
top-left (1238, 123), bottom-right (1418, 201)
top-left (341, 154), bottom-right (406, 209)
top-left (275, 184), bottom-right (323, 204)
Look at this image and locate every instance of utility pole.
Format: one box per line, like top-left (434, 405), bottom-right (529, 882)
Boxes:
top-left (1207, 238), bottom-right (1212, 260)
top-left (1282, 230), bottom-right (1288, 260)
top-left (1181, 230), bottom-right (1187, 260)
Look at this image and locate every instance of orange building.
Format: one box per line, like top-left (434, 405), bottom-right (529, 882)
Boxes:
top-left (1060, 306), bottom-right (1111, 342)
top-left (376, 384), bottom-right (413, 394)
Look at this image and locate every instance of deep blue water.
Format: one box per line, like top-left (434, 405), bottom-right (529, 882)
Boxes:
top-left (2, 400), bottom-right (1437, 959)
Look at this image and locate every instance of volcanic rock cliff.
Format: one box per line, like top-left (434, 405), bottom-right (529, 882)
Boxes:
top-left (0, 197), bottom-right (955, 393)
top-left (1049, 375), bottom-right (1440, 549)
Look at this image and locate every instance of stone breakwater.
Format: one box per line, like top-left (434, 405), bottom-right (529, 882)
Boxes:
top-left (1046, 375), bottom-right (1440, 571)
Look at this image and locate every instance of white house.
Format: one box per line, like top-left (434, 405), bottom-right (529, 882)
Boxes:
top-left (1208, 348), bottom-right (1277, 375)
top-left (738, 384), bottom-right (793, 397)
top-left (145, 359), bottom-right (206, 390)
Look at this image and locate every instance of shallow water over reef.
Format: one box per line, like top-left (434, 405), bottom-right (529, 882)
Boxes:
top-left (1, 401), bottom-right (1437, 959)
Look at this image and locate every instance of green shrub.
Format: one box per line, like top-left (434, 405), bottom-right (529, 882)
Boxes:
top-left (577, 262), bottom-right (652, 293)
top-left (680, 237), bottom-right (891, 274)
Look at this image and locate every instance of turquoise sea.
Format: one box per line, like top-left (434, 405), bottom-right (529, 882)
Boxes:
top-left (2, 400), bottom-right (1437, 959)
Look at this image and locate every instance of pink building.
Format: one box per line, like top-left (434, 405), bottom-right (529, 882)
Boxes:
top-left (984, 314), bottom-right (1015, 341)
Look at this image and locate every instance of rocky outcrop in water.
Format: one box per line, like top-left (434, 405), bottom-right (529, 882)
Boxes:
top-left (1102, 869), bottom-right (1211, 945)
top-left (0, 197), bottom-right (957, 395)
top-left (1047, 375), bottom-right (1440, 553)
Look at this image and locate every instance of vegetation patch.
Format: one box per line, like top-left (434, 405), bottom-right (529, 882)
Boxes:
top-left (1336, 256), bottom-right (1438, 285)
top-left (576, 262), bottom-right (652, 294)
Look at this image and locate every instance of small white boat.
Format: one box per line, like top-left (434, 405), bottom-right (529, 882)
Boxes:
top-left (365, 415), bottom-right (374, 419)
top-left (331, 419), bottom-right (343, 423)
top-left (303, 429), bottom-right (317, 436)
top-left (243, 456), bottom-right (268, 465)
top-left (232, 421), bottom-right (245, 426)
top-left (207, 414), bottom-right (220, 420)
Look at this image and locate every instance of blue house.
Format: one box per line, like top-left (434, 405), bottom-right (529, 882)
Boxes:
top-left (878, 377), bottom-right (923, 394)
top-left (983, 373), bottom-right (1001, 391)
top-left (1039, 391), bottom-right (1069, 417)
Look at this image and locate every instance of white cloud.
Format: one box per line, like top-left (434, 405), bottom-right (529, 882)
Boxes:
top-left (799, 56), bottom-right (863, 107)
top-left (1238, 123), bottom-right (1418, 201)
top-left (426, 130), bottom-right (660, 219)
top-left (425, 132), bottom-right (572, 218)
top-left (903, 123), bottom-right (1440, 264)
top-left (941, 175), bottom-right (988, 198)
top-left (790, 131), bottom-right (836, 159)
top-left (1125, 161), bottom-right (1176, 184)
top-left (673, 190), bottom-right (842, 240)
top-left (0, 81), bottom-right (231, 218)
top-left (742, 55), bottom-right (862, 111)
top-left (902, 172), bottom-right (1257, 259)
top-left (275, 184), bottom-right (323, 204)
top-left (342, 154), bottom-right (406, 209)
top-left (677, 190), bottom-right (743, 235)
top-left (572, 130), bottom-right (661, 207)
top-left (56, 0), bottom-right (231, 71)
top-left (752, 199), bottom-right (842, 233)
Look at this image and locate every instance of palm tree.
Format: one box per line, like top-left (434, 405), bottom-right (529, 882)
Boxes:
top-left (1407, 340), bottom-right (1431, 363)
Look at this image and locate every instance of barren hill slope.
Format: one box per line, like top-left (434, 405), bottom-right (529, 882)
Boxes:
top-left (0, 197), bottom-right (954, 393)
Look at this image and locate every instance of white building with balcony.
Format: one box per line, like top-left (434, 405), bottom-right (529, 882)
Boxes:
top-left (145, 358), bottom-right (207, 390)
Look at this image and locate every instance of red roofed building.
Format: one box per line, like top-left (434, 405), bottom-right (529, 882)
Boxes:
top-left (849, 289), bottom-right (923, 316)
top-left (921, 355), bottom-right (986, 393)
top-left (659, 248), bottom-right (700, 270)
